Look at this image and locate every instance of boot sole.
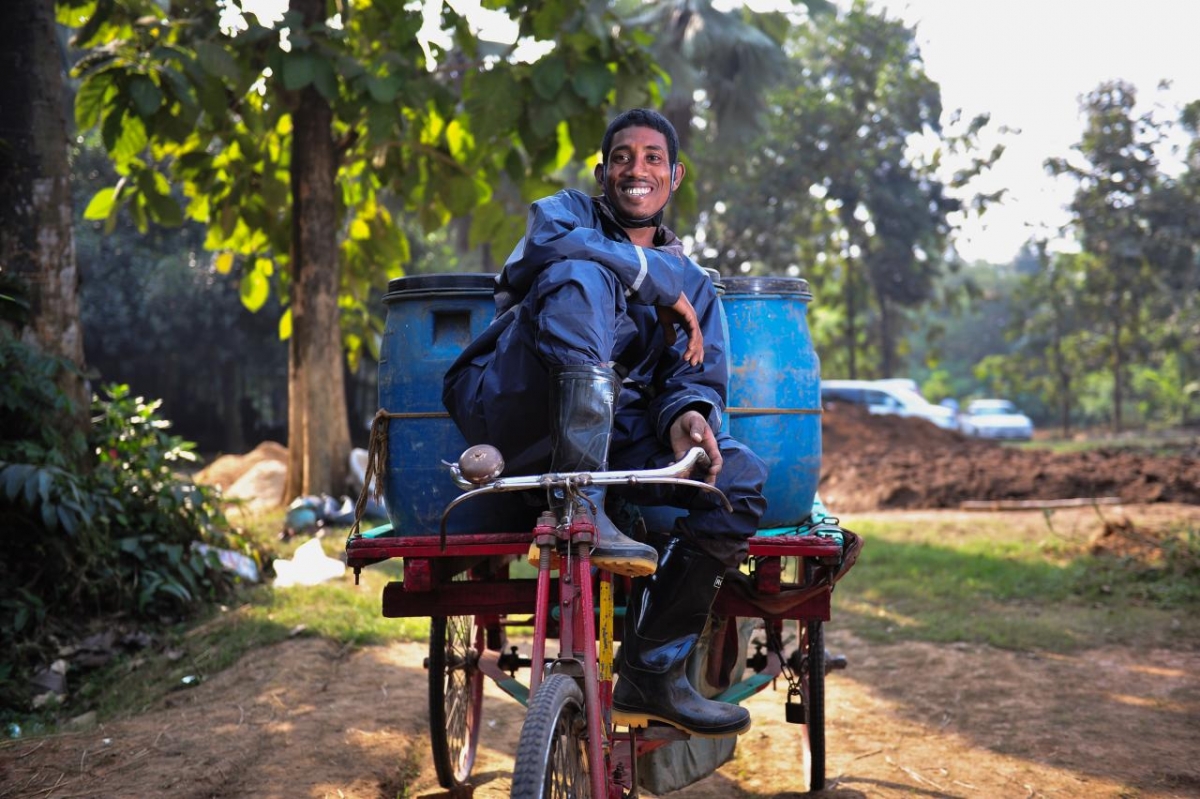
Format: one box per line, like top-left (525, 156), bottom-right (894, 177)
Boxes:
top-left (591, 555), bottom-right (657, 578)
top-left (612, 708), bottom-right (751, 738)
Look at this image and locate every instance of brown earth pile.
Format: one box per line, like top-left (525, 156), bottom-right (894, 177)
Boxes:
top-left (193, 440), bottom-right (287, 491)
top-left (818, 405), bottom-right (1200, 513)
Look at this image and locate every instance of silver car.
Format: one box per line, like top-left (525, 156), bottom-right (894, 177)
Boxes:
top-left (961, 399), bottom-right (1034, 441)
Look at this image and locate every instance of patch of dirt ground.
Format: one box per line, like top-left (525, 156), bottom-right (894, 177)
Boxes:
top-left (3, 412), bottom-right (1198, 798)
top-left (2, 627), bottom-right (1197, 798)
top-left (818, 405), bottom-right (1200, 512)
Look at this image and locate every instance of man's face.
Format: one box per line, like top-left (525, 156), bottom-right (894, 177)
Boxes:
top-left (595, 125), bottom-right (684, 221)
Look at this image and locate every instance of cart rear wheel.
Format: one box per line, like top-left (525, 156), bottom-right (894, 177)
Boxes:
top-left (800, 619), bottom-right (825, 792)
top-left (511, 674), bottom-right (591, 799)
top-left (428, 615), bottom-right (484, 788)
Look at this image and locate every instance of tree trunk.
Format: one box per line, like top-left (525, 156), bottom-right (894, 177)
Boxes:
top-left (1110, 302), bottom-right (1124, 433)
top-left (0, 0), bottom-right (89, 441)
top-left (283, 0), bottom-right (350, 502)
top-left (877, 293), bottom-right (895, 378)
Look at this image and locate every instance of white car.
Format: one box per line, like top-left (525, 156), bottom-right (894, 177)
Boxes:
top-left (820, 379), bottom-right (958, 430)
top-left (961, 399), bottom-right (1034, 441)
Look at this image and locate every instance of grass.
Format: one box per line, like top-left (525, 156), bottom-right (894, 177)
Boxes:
top-left (1028, 426), bottom-right (1199, 456)
top-left (830, 510), bottom-right (1200, 652)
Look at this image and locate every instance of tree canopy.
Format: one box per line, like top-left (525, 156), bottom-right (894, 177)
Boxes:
top-left (62, 0), bottom-right (664, 496)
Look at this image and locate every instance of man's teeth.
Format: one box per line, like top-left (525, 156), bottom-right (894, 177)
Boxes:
top-left (625, 187), bottom-right (651, 196)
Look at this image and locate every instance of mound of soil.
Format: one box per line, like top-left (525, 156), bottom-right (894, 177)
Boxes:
top-left (193, 441), bottom-right (287, 491)
top-left (818, 405), bottom-right (1200, 513)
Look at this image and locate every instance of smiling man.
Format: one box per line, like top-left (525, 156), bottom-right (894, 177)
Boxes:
top-left (443, 108), bottom-right (766, 737)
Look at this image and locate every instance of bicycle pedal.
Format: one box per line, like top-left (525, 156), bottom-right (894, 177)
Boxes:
top-left (827, 652), bottom-right (848, 671)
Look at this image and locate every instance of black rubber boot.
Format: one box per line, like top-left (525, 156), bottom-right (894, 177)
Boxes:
top-left (550, 365), bottom-right (658, 578)
top-left (612, 538), bottom-right (751, 737)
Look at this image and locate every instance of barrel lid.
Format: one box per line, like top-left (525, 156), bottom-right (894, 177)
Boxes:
top-left (702, 267), bottom-right (726, 294)
top-left (384, 273), bottom-right (496, 303)
top-left (723, 275), bottom-right (812, 300)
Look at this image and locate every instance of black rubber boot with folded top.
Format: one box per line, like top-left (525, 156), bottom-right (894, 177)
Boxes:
top-left (613, 537), bottom-right (751, 737)
top-left (549, 364), bottom-right (658, 578)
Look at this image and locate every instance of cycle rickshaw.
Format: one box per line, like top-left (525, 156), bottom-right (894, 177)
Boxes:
top-left (345, 273), bottom-right (860, 797)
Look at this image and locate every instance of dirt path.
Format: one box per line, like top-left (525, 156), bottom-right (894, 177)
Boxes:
top-left (2, 618), bottom-right (1197, 798)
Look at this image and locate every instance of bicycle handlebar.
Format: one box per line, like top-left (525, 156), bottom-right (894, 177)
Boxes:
top-left (439, 446), bottom-right (731, 542)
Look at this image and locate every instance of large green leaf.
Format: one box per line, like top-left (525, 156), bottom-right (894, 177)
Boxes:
top-left (240, 268), bottom-right (270, 312)
top-left (83, 187), bottom-right (118, 221)
top-left (570, 61), bottom-right (613, 107)
top-left (464, 69), bottom-right (521, 136)
top-left (442, 173), bottom-right (481, 216)
top-left (129, 75), bottom-right (163, 118)
top-left (75, 72), bottom-right (112, 131)
top-left (111, 114), bottom-right (148, 161)
top-left (531, 54), bottom-right (567, 101)
top-left (278, 307), bottom-right (292, 340)
top-left (281, 52), bottom-right (316, 91)
top-left (312, 57), bottom-right (339, 101)
top-left (195, 40), bottom-right (241, 82)
top-left (366, 73), bottom-right (404, 104)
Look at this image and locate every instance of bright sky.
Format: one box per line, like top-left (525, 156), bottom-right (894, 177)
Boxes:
top-left (861, 0), bottom-right (1200, 263)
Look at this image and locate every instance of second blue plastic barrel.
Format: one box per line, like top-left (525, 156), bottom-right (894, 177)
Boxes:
top-left (378, 274), bottom-right (525, 535)
top-left (723, 276), bottom-right (822, 528)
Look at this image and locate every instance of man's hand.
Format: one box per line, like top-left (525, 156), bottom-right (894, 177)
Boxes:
top-left (669, 410), bottom-right (722, 484)
top-left (656, 292), bottom-right (704, 366)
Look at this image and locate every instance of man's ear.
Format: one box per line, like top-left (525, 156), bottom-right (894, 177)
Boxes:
top-left (671, 161), bottom-right (686, 189)
top-left (594, 162), bottom-right (605, 185)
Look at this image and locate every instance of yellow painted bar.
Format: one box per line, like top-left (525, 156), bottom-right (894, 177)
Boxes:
top-left (599, 576), bottom-right (613, 682)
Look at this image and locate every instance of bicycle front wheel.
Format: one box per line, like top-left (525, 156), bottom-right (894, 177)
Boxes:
top-left (511, 674), bottom-right (591, 799)
top-left (428, 615), bottom-right (484, 788)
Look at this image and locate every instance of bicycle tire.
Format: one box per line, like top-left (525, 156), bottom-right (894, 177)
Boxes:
top-left (428, 615), bottom-right (484, 788)
top-left (510, 674), bottom-right (591, 799)
top-left (803, 619), bottom-right (826, 792)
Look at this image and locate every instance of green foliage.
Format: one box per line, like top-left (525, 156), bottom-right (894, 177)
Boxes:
top-left (0, 331), bottom-right (88, 467)
top-left (0, 272), bottom-right (33, 328)
top-left (692, 0), bottom-right (1001, 379)
top-left (1072, 522), bottom-right (1200, 609)
top-left (70, 131), bottom-right (290, 453)
top-left (0, 331), bottom-right (256, 711)
top-left (62, 0), bottom-right (662, 369)
top-left (1037, 81), bottom-right (1200, 431)
top-left (87, 385), bottom-right (243, 612)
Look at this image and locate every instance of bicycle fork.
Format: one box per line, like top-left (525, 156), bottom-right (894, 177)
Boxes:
top-left (530, 512), bottom-right (615, 798)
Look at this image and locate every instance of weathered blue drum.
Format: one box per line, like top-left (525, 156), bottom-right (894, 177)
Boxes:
top-left (378, 274), bottom-right (525, 535)
top-left (723, 276), bottom-right (822, 528)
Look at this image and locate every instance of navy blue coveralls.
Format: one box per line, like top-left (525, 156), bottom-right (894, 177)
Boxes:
top-left (442, 190), bottom-right (767, 568)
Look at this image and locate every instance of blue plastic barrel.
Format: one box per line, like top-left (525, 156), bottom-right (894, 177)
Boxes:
top-left (378, 274), bottom-right (526, 535)
top-left (723, 276), bottom-right (822, 528)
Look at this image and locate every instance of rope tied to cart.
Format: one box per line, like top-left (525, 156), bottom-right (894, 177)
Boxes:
top-left (351, 408), bottom-right (445, 537)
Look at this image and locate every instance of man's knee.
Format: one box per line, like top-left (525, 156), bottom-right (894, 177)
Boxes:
top-left (532, 260), bottom-right (625, 366)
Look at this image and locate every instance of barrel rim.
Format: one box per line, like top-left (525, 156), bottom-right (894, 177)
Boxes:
top-left (384, 272), bottom-right (496, 302)
top-left (722, 275), bottom-right (812, 298)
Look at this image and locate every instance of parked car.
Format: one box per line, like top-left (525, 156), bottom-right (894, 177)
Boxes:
top-left (820, 379), bottom-right (958, 430)
top-left (874, 377), bottom-right (922, 396)
top-left (960, 398), bottom-right (1034, 440)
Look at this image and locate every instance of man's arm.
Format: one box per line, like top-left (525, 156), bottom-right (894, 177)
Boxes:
top-left (506, 190), bottom-right (686, 307)
top-left (649, 263), bottom-right (728, 443)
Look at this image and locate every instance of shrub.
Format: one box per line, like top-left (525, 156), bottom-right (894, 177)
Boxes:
top-left (0, 331), bottom-right (255, 710)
